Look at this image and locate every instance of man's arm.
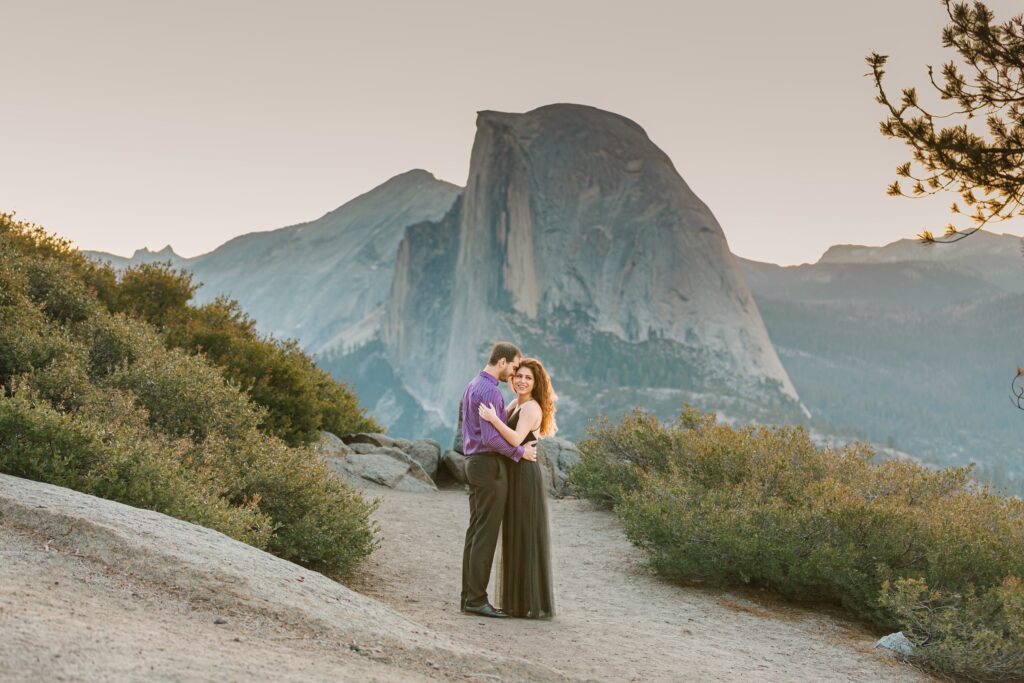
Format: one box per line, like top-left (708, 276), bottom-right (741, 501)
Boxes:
top-left (477, 385), bottom-right (525, 461)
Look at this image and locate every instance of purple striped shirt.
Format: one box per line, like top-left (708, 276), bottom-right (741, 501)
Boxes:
top-left (461, 371), bottom-right (524, 462)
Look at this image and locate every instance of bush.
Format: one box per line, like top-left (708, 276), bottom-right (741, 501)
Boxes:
top-left (0, 298), bottom-right (73, 386)
top-left (0, 391), bottom-right (274, 547)
top-left (116, 266), bottom-right (382, 445)
top-left (112, 261), bottom-right (197, 329)
top-left (0, 214), bottom-right (379, 576)
top-left (108, 343), bottom-right (263, 443)
top-left (881, 577), bottom-right (1024, 680)
top-left (570, 406), bottom-right (1024, 680)
top-left (196, 435), bottom-right (379, 573)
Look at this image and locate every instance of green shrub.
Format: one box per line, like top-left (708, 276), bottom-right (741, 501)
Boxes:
top-left (196, 434), bottom-right (379, 574)
top-left (108, 344), bottom-right (263, 442)
top-left (21, 256), bottom-right (101, 324)
top-left (164, 297), bottom-right (326, 443)
top-left (569, 407), bottom-right (717, 508)
top-left (0, 298), bottom-right (73, 385)
top-left (116, 265), bottom-right (382, 445)
top-left (0, 214), bottom-right (379, 576)
top-left (0, 391), bottom-right (273, 547)
top-left (80, 311), bottom-right (152, 378)
top-left (570, 406), bottom-right (1024, 679)
top-left (112, 261), bottom-right (197, 330)
top-left (881, 577), bottom-right (1024, 680)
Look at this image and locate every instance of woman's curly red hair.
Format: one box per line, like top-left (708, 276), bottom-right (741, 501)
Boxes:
top-left (516, 357), bottom-right (558, 437)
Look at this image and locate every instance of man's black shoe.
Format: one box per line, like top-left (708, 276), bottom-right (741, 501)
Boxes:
top-left (463, 602), bottom-right (509, 618)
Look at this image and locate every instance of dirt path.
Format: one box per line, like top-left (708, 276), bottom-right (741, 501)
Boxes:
top-left (352, 488), bottom-right (932, 682)
top-left (0, 473), bottom-right (932, 682)
top-left (0, 474), bottom-right (563, 683)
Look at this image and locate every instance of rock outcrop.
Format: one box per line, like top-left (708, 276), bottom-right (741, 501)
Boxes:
top-left (536, 437), bottom-right (581, 498)
top-left (341, 433), bottom-right (441, 481)
top-left (380, 104), bottom-right (804, 435)
top-left (440, 449), bottom-right (467, 485)
top-left (85, 244), bottom-right (187, 270)
top-left (318, 432), bottom-right (440, 492)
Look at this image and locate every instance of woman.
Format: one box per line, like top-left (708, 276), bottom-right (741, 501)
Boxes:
top-left (478, 357), bottom-right (557, 619)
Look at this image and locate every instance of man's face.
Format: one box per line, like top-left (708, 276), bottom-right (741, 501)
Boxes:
top-left (498, 355), bottom-right (521, 382)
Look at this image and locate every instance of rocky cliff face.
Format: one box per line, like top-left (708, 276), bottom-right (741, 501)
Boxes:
top-left (382, 104), bottom-right (802, 429)
top-left (89, 106), bottom-right (805, 440)
top-left (383, 195), bottom-right (462, 376)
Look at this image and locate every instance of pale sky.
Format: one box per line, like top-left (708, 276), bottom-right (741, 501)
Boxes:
top-left (3, 0), bottom-right (1022, 266)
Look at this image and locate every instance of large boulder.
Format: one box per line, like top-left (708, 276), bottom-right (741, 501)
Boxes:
top-left (451, 400), bottom-right (465, 454)
top-left (332, 447), bottom-right (436, 493)
top-left (318, 432), bottom-right (438, 492)
top-left (405, 439), bottom-right (441, 480)
top-left (342, 432), bottom-right (413, 451)
top-left (341, 433), bottom-right (441, 482)
top-left (536, 437), bottom-right (581, 498)
top-left (348, 442), bottom-right (382, 455)
top-left (0, 473), bottom-right (564, 681)
top-left (441, 449), bottom-right (467, 485)
top-left (317, 431), bottom-right (353, 457)
top-left (315, 432), bottom-right (365, 488)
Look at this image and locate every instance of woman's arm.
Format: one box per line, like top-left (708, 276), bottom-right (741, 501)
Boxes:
top-left (479, 401), bottom-right (540, 447)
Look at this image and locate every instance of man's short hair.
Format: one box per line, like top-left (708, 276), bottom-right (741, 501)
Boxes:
top-left (488, 341), bottom-right (521, 366)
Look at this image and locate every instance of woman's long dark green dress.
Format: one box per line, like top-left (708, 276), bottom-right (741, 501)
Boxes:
top-left (496, 406), bottom-right (555, 618)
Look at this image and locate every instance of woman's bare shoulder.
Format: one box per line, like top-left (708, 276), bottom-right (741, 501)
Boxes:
top-left (519, 400), bottom-right (541, 416)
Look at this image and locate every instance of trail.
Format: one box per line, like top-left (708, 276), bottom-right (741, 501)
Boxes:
top-left (0, 473), bottom-right (932, 682)
top-left (351, 488), bottom-right (932, 682)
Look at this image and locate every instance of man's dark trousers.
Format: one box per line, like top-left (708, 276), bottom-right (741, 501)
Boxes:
top-left (461, 452), bottom-right (508, 609)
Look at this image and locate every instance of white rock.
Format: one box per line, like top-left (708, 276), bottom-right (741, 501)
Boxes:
top-left (875, 632), bottom-right (915, 655)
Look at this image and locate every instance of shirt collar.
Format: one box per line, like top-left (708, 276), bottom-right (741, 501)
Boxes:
top-left (478, 370), bottom-right (499, 386)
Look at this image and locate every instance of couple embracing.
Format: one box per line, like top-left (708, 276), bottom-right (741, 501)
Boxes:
top-left (460, 341), bottom-right (557, 619)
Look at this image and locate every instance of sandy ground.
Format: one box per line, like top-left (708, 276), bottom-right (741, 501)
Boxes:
top-left (351, 488), bottom-right (934, 683)
top-left (0, 474), bottom-right (562, 683)
top-left (0, 473), bottom-right (933, 682)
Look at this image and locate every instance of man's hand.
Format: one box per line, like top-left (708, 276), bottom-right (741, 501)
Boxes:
top-left (522, 443), bottom-right (538, 462)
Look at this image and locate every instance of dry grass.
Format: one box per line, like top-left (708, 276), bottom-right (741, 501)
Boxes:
top-left (717, 598), bottom-right (777, 619)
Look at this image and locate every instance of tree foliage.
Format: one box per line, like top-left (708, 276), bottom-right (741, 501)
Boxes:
top-left (868, 1), bottom-right (1024, 243)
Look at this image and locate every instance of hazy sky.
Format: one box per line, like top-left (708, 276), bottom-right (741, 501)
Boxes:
top-left (3, 0), bottom-right (1023, 265)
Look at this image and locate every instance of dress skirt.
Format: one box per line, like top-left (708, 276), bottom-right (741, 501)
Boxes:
top-left (495, 456), bottom-right (555, 618)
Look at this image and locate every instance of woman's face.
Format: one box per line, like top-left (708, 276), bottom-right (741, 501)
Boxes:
top-left (512, 366), bottom-right (535, 397)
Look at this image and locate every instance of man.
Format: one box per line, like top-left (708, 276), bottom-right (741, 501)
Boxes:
top-left (460, 341), bottom-right (538, 618)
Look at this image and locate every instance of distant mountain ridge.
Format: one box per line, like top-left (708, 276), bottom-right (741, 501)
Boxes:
top-left (88, 244), bottom-right (187, 270)
top-left (738, 231), bottom-right (1024, 490)
top-left (87, 170), bottom-right (461, 352)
